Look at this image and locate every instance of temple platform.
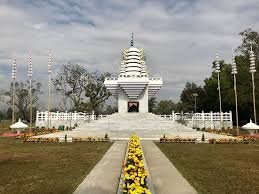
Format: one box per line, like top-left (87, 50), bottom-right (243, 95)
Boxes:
top-left (35, 113), bottom-right (234, 140)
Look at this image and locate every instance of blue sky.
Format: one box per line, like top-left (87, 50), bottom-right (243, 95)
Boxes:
top-left (0, 0), bottom-right (259, 109)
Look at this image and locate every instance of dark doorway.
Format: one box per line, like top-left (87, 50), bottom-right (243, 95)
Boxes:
top-left (128, 102), bottom-right (139, 112)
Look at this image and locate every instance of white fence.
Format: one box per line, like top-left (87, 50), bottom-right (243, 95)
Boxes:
top-left (36, 111), bottom-right (109, 128)
top-left (159, 111), bottom-right (233, 129)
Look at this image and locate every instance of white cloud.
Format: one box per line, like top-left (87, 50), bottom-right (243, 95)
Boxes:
top-left (0, 0), bottom-right (259, 109)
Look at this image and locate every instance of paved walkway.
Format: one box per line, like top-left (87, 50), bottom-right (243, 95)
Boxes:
top-left (73, 141), bottom-right (127, 194)
top-left (142, 141), bottom-right (197, 194)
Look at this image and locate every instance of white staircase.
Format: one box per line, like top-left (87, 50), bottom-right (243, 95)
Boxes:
top-left (77, 113), bottom-right (191, 131)
top-left (36, 113), bottom-right (234, 140)
top-left (71, 113), bottom-right (200, 139)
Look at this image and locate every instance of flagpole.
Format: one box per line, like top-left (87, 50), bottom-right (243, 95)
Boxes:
top-left (215, 54), bottom-right (222, 129)
top-left (11, 58), bottom-right (16, 124)
top-left (249, 46), bottom-right (257, 124)
top-left (28, 54), bottom-right (33, 132)
top-left (48, 50), bottom-right (52, 129)
top-left (231, 51), bottom-right (239, 135)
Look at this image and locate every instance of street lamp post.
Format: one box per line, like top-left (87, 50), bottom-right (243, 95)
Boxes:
top-left (11, 58), bottom-right (17, 124)
top-left (192, 93), bottom-right (198, 112)
top-left (215, 54), bottom-right (223, 127)
top-left (231, 51), bottom-right (239, 135)
top-left (249, 46), bottom-right (257, 124)
top-left (28, 54), bottom-right (33, 133)
top-left (48, 50), bottom-right (52, 129)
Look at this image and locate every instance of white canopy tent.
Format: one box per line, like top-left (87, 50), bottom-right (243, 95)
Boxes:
top-left (241, 119), bottom-right (259, 135)
top-left (10, 119), bottom-right (28, 134)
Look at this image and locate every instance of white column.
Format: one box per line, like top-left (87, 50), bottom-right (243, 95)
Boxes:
top-left (220, 111), bottom-right (224, 129)
top-left (192, 115), bottom-right (194, 128)
top-left (201, 111), bottom-right (204, 128)
top-left (210, 111), bottom-right (214, 129)
top-left (56, 111), bottom-right (59, 120)
top-left (64, 111), bottom-right (67, 120)
top-left (91, 110), bottom-right (95, 120)
top-left (229, 111), bottom-right (232, 121)
top-left (45, 111), bottom-right (48, 121)
top-left (74, 111), bottom-right (77, 120)
top-left (36, 111), bottom-right (39, 122)
top-left (172, 111), bottom-right (175, 122)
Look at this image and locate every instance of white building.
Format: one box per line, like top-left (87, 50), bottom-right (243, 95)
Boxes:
top-left (104, 34), bottom-right (163, 113)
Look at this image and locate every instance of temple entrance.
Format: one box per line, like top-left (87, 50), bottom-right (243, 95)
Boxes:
top-left (128, 102), bottom-right (139, 112)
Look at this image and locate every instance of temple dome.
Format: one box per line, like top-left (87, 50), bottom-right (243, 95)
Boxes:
top-left (104, 34), bottom-right (163, 112)
top-left (120, 45), bottom-right (146, 76)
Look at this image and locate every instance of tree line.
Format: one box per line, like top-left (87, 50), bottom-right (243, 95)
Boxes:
top-left (0, 64), bottom-right (112, 121)
top-left (150, 28), bottom-right (259, 125)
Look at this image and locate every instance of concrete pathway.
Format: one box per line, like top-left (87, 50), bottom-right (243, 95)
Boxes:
top-left (73, 141), bottom-right (127, 194)
top-left (142, 141), bottom-right (197, 194)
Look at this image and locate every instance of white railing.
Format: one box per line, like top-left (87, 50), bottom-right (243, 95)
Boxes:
top-left (158, 111), bottom-right (233, 129)
top-left (159, 111), bottom-right (232, 122)
top-left (36, 111), bottom-right (109, 122)
top-left (105, 76), bottom-right (163, 80)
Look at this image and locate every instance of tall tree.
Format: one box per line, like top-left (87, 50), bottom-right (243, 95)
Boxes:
top-left (82, 72), bottom-right (111, 113)
top-left (203, 63), bottom-right (233, 111)
top-left (103, 105), bottom-right (117, 115)
top-left (1, 81), bottom-right (42, 120)
top-left (235, 28), bottom-right (259, 122)
top-left (6, 107), bottom-right (12, 120)
top-left (53, 64), bottom-right (89, 110)
top-left (180, 82), bottom-right (206, 112)
top-left (153, 100), bottom-right (177, 115)
top-left (237, 28), bottom-right (259, 59)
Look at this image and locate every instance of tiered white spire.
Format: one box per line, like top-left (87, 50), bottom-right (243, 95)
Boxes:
top-left (119, 34), bottom-right (148, 77)
top-left (28, 54), bottom-right (32, 78)
top-left (249, 46), bottom-right (256, 73)
top-left (215, 54), bottom-right (221, 73)
top-left (104, 34), bottom-right (163, 105)
top-left (231, 52), bottom-right (237, 75)
top-left (48, 50), bottom-right (52, 74)
top-left (12, 58), bottom-right (17, 80)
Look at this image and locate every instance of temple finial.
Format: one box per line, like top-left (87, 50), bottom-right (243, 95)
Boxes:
top-left (130, 33), bottom-right (134, 47)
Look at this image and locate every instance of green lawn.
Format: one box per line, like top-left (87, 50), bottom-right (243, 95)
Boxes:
top-left (156, 142), bottom-right (259, 194)
top-left (0, 131), bottom-right (112, 194)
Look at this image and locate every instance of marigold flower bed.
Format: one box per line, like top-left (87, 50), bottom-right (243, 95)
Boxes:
top-left (22, 137), bottom-right (109, 143)
top-left (15, 128), bottom-right (59, 140)
top-left (121, 135), bottom-right (152, 194)
top-left (160, 137), bottom-right (196, 143)
top-left (208, 136), bottom-right (256, 144)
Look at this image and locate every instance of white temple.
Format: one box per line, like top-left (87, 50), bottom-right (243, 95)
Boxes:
top-left (104, 34), bottom-right (163, 113)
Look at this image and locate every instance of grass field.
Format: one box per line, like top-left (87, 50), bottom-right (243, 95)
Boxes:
top-left (156, 141), bottom-right (259, 194)
top-left (0, 128), bottom-right (112, 194)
